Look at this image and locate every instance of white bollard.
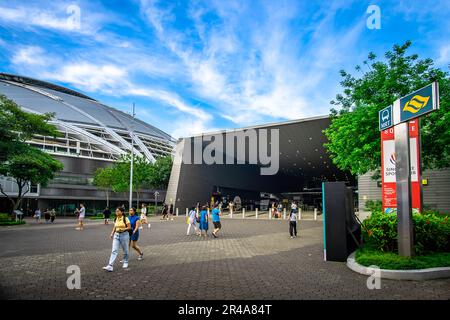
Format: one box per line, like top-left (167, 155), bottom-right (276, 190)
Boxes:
top-left (283, 208), bottom-right (286, 220)
top-left (299, 208), bottom-right (302, 220)
top-left (242, 208), bottom-right (245, 219)
top-left (230, 208), bottom-right (233, 219)
top-left (186, 208), bottom-right (188, 217)
top-left (269, 209), bottom-right (272, 219)
top-left (255, 208), bottom-right (258, 219)
top-left (314, 208), bottom-right (317, 221)
top-left (176, 208), bottom-right (179, 216)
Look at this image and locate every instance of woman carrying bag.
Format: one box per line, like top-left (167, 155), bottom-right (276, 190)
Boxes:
top-left (102, 207), bottom-right (131, 272)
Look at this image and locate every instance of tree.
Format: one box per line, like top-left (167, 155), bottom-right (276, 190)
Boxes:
top-left (93, 166), bottom-right (115, 207)
top-left (0, 94), bottom-right (59, 162)
top-left (148, 155), bottom-right (173, 189)
top-left (107, 154), bottom-right (154, 208)
top-left (324, 41), bottom-right (450, 177)
top-left (0, 95), bottom-right (63, 211)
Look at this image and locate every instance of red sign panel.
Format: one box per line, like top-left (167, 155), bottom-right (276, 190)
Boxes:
top-left (381, 120), bottom-right (421, 213)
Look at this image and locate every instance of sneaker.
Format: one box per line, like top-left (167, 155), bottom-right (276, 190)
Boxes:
top-left (138, 253), bottom-right (143, 260)
top-left (123, 262), bottom-right (128, 269)
top-left (102, 265), bottom-right (113, 272)
top-left (290, 236), bottom-right (294, 239)
top-left (119, 260), bottom-right (123, 264)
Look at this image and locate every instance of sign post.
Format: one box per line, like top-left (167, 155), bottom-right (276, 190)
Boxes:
top-left (379, 82), bottom-right (439, 257)
top-left (154, 191), bottom-right (159, 216)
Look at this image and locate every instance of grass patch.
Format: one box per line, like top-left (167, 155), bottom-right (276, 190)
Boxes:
top-left (355, 247), bottom-right (450, 270)
top-left (0, 220), bottom-right (26, 226)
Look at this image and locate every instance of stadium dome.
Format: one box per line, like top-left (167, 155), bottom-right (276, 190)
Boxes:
top-left (0, 73), bottom-right (175, 162)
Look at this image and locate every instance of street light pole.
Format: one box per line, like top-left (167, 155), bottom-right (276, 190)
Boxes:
top-left (129, 103), bottom-right (135, 210)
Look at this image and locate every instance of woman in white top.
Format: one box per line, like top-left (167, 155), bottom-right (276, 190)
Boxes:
top-left (139, 203), bottom-right (150, 229)
top-left (186, 207), bottom-right (199, 236)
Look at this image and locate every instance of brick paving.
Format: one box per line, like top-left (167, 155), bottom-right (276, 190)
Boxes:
top-left (0, 217), bottom-right (449, 300)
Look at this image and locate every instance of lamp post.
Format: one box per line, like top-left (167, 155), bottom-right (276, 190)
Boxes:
top-left (129, 103), bottom-right (135, 210)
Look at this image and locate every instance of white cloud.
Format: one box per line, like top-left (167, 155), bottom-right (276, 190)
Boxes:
top-left (12, 46), bottom-right (49, 66)
top-left (126, 87), bottom-right (211, 121)
top-left (43, 63), bottom-right (127, 94)
top-left (138, 0), bottom-right (365, 126)
top-left (170, 118), bottom-right (221, 139)
top-left (436, 44), bottom-right (450, 66)
top-left (0, 2), bottom-right (117, 36)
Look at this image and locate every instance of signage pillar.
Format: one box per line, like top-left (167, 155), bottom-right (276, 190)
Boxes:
top-left (394, 122), bottom-right (414, 257)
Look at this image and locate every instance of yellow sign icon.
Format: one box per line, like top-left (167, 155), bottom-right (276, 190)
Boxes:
top-left (403, 95), bottom-right (430, 113)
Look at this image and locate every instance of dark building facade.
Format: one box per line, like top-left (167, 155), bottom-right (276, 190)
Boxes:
top-left (166, 116), bottom-right (356, 211)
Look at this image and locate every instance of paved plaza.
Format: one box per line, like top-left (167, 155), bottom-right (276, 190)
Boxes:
top-left (0, 217), bottom-right (449, 300)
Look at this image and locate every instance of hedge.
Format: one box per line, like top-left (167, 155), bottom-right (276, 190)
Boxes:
top-left (361, 211), bottom-right (450, 255)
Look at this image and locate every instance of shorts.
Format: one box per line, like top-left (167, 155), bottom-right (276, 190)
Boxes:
top-left (130, 231), bottom-right (140, 241)
top-left (78, 216), bottom-right (85, 221)
top-left (213, 221), bottom-right (221, 229)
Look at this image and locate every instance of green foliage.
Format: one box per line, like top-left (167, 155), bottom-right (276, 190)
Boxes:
top-left (93, 166), bottom-right (115, 190)
top-left (0, 213), bottom-right (26, 225)
top-left (413, 213), bottom-right (450, 255)
top-left (364, 200), bottom-right (382, 212)
top-left (0, 96), bottom-right (63, 210)
top-left (355, 247), bottom-right (450, 270)
top-left (362, 212), bottom-right (398, 252)
top-left (95, 154), bottom-right (173, 195)
top-left (324, 41), bottom-right (450, 175)
top-left (0, 220), bottom-right (26, 226)
top-left (0, 147), bottom-right (63, 187)
top-left (149, 156), bottom-right (173, 189)
top-left (362, 212), bottom-right (450, 254)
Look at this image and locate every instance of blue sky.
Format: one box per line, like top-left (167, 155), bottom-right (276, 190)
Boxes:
top-left (0, 0), bottom-right (449, 138)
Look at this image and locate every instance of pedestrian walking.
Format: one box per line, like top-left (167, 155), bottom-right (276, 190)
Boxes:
top-left (186, 207), bottom-right (198, 236)
top-left (34, 208), bottom-right (41, 224)
top-left (140, 203), bottom-right (150, 229)
top-left (50, 209), bottom-right (56, 223)
top-left (103, 207), bottom-right (111, 225)
top-left (102, 207), bottom-right (131, 272)
top-left (291, 201), bottom-right (298, 214)
top-left (277, 203), bottom-right (283, 219)
top-left (128, 207), bottom-right (144, 260)
top-left (75, 203), bottom-right (85, 230)
top-left (289, 209), bottom-right (297, 239)
top-left (44, 209), bottom-right (51, 223)
top-left (211, 204), bottom-right (221, 238)
top-left (199, 206), bottom-right (209, 237)
top-left (161, 203), bottom-right (168, 220)
top-left (168, 204), bottom-right (174, 220)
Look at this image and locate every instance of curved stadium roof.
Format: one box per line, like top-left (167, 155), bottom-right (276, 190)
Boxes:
top-left (0, 73), bottom-right (175, 162)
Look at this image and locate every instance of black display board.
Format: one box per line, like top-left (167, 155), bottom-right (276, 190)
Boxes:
top-left (322, 182), bottom-right (361, 262)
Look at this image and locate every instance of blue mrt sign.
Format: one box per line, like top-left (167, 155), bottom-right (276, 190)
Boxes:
top-left (379, 105), bottom-right (393, 131)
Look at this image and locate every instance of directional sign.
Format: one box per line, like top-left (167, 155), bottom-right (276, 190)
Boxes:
top-left (379, 105), bottom-right (393, 131)
top-left (398, 82), bottom-right (439, 123)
